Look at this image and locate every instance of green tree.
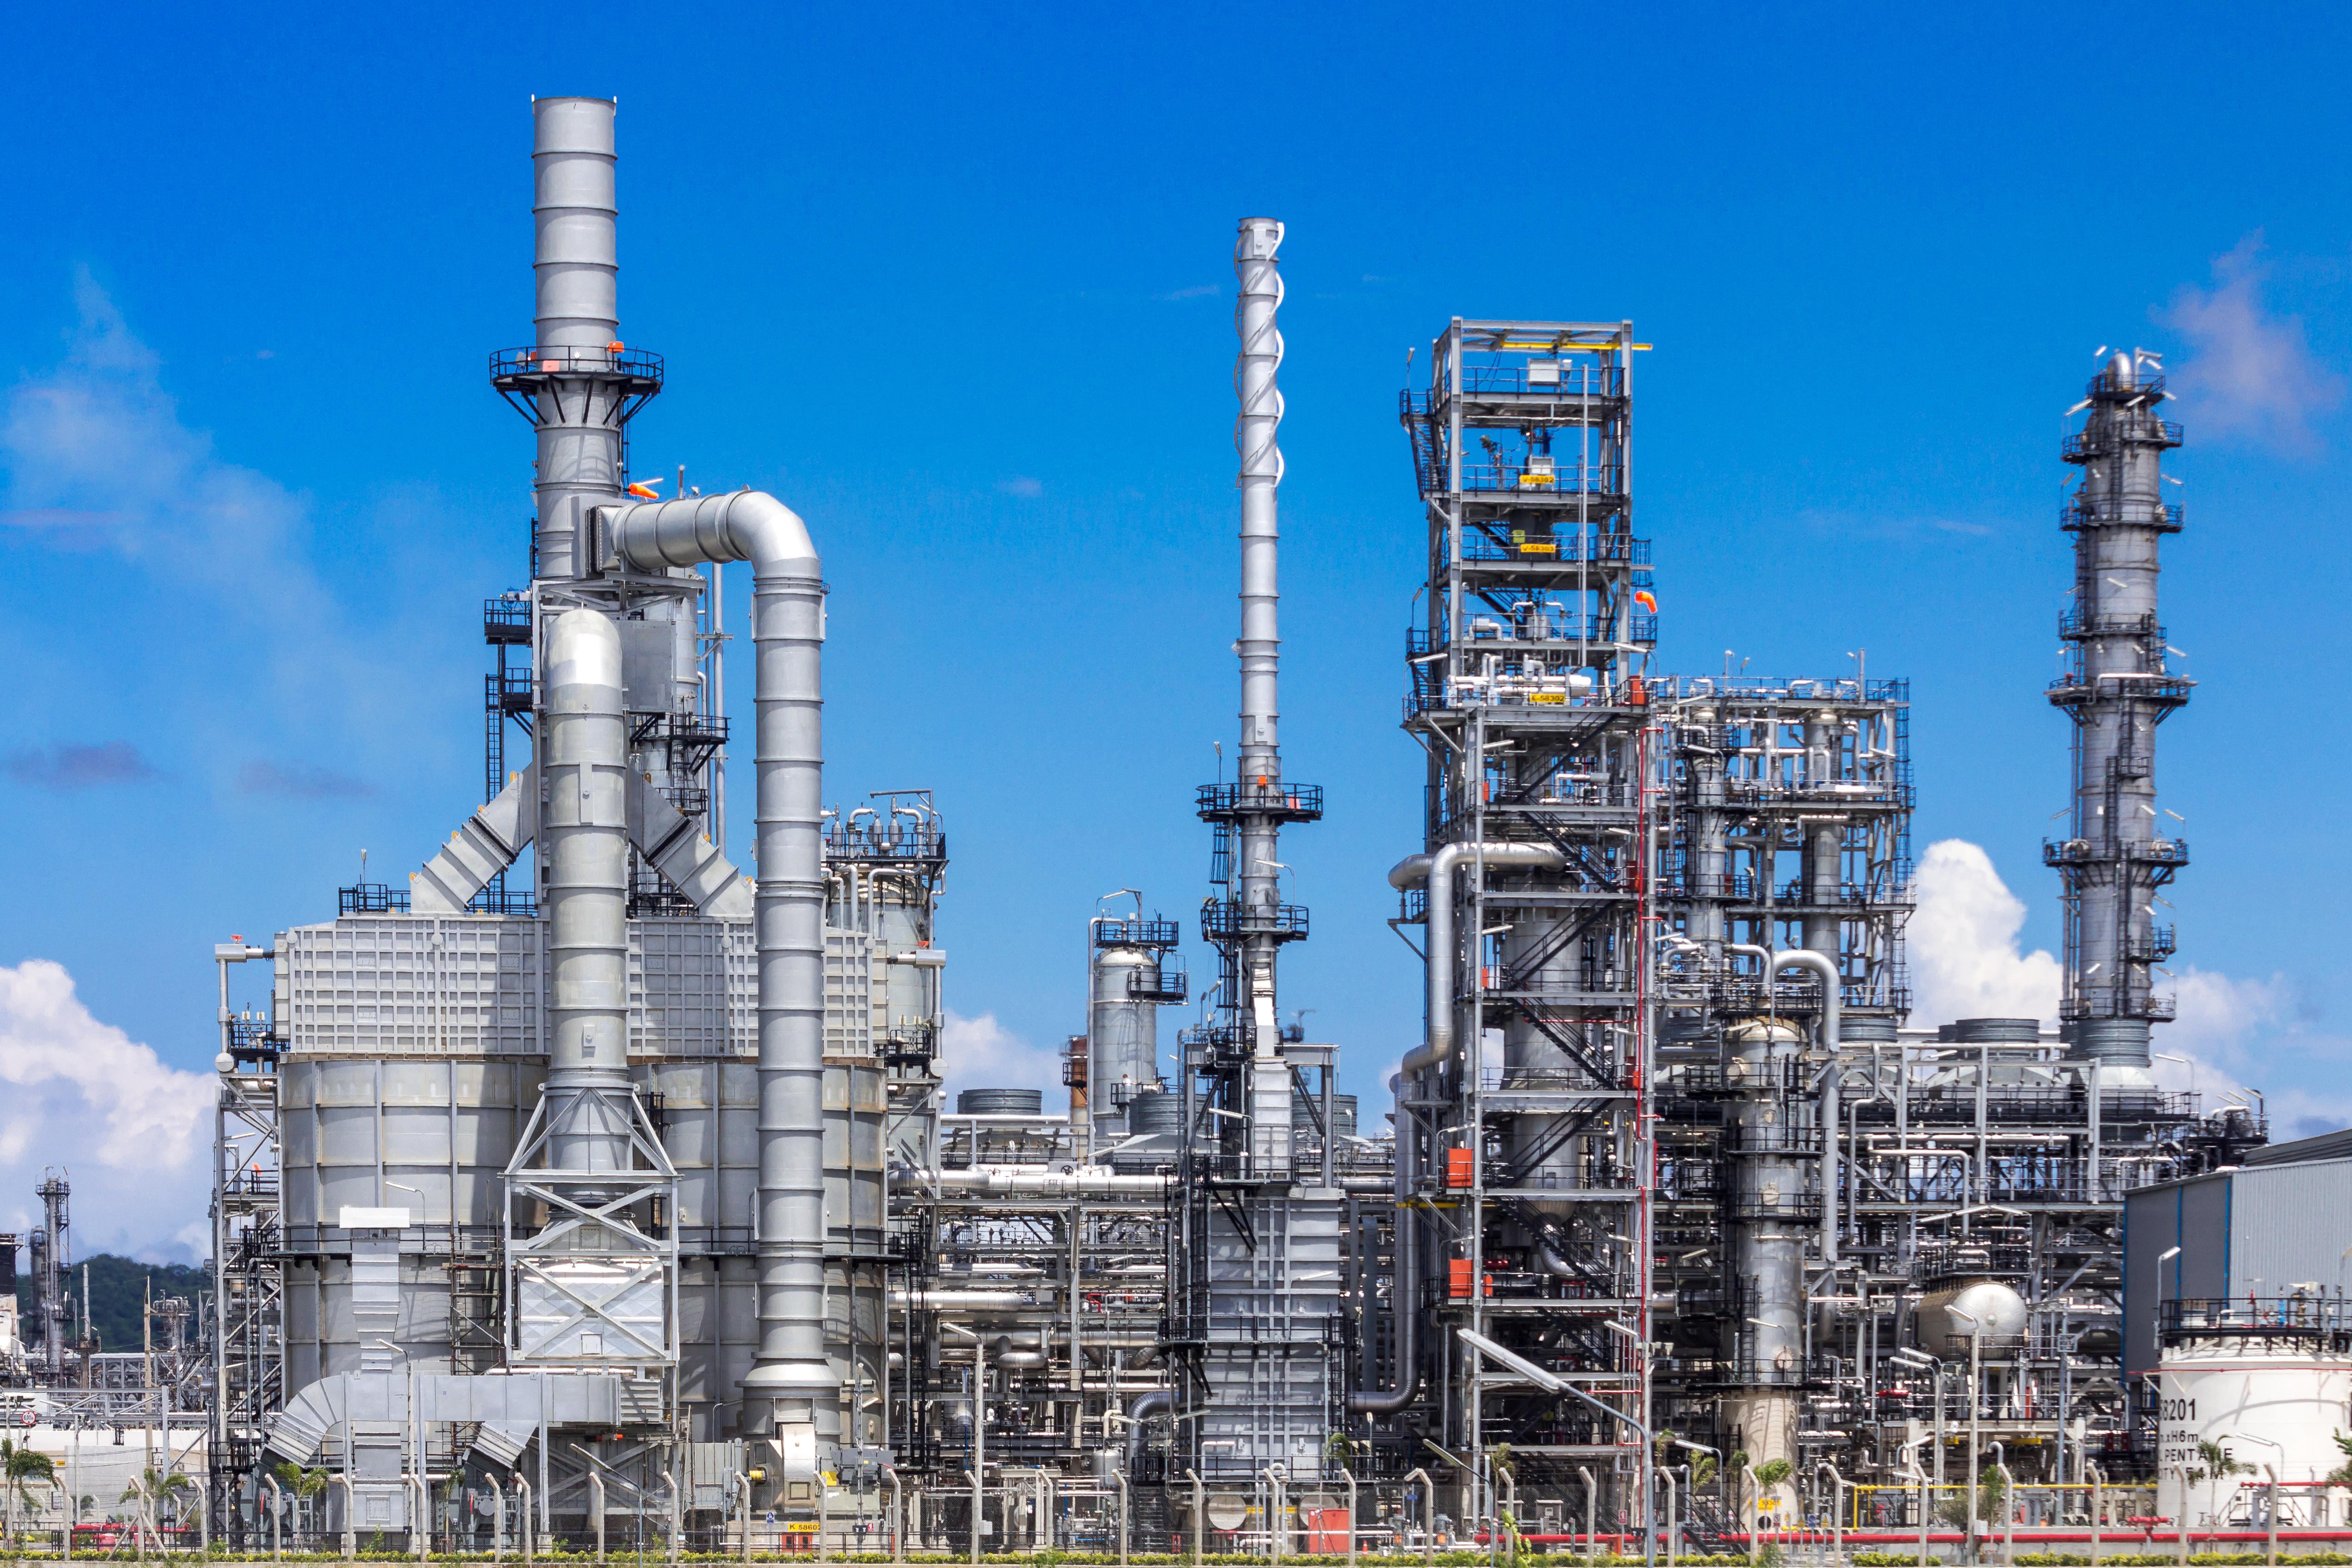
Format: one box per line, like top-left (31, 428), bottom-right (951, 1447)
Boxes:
top-left (2326, 1432), bottom-right (2352, 1487)
top-left (273, 1463), bottom-right (330, 1534)
top-left (121, 1468), bottom-right (192, 1549)
top-left (0, 1438), bottom-right (55, 1549)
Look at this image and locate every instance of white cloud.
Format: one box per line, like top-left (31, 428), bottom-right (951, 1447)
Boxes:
top-left (2, 271), bottom-right (328, 609)
top-left (934, 1009), bottom-right (1066, 1110)
top-left (2159, 232), bottom-right (2345, 452)
top-left (1909, 841), bottom-right (2352, 1139)
top-left (994, 476), bottom-right (1044, 498)
top-left (0, 960), bottom-right (213, 1263)
top-left (0, 273), bottom-right (468, 799)
top-left (1907, 839), bottom-right (2063, 1026)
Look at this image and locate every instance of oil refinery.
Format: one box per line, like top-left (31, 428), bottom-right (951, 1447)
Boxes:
top-left (6, 96), bottom-right (2342, 1562)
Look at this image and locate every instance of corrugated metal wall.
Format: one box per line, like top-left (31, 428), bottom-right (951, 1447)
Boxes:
top-left (2123, 1158), bottom-right (2352, 1374)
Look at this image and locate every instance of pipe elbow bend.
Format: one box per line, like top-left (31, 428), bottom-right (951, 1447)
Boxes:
top-left (719, 489), bottom-right (819, 579)
top-left (1388, 853), bottom-right (1433, 890)
top-left (605, 491), bottom-right (819, 579)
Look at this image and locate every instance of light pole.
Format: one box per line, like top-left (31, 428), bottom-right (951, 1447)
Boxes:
top-left (2153, 1052), bottom-right (2195, 1103)
top-left (1899, 1444), bottom-right (1930, 1568)
top-left (1989, 1440), bottom-right (2014, 1568)
top-left (1947, 1307), bottom-right (1985, 1550)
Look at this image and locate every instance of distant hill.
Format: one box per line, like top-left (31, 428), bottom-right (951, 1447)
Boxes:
top-left (14, 1254), bottom-right (209, 1356)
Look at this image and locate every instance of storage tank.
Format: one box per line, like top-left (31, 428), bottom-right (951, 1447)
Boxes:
top-left (1292, 1093), bottom-right (1357, 1146)
top-left (1126, 1090), bottom-right (1182, 1138)
top-left (1914, 1278), bottom-right (2028, 1356)
top-left (2155, 1310), bottom-right (2352, 1526)
top-left (957, 1088), bottom-right (1042, 1115)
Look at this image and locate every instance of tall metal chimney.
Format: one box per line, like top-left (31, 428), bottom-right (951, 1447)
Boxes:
top-left (2050, 349), bottom-right (2191, 1068)
top-left (1206, 216), bottom-right (1316, 1176)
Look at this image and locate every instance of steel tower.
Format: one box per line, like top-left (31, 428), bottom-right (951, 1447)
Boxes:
top-left (2047, 350), bottom-right (2192, 1068)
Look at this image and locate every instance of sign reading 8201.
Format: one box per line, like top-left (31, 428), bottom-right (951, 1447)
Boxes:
top-left (2161, 1397), bottom-right (2197, 1421)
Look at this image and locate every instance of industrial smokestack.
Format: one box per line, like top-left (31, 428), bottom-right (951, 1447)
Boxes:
top-left (528, 97), bottom-right (629, 583)
top-left (1235, 217), bottom-right (1284, 796)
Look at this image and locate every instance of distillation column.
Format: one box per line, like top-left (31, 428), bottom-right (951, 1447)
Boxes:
top-left (2050, 352), bottom-right (2190, 1068)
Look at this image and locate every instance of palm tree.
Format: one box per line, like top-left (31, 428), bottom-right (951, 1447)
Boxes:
top-left (274, 1462), bottom-right (330, 1538)
top-left (120, 1468), bottom-right (191, 1551)
top-left (0, 1439), bottom-right (56, 1549)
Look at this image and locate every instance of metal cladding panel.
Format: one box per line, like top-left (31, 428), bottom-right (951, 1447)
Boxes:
top-left (283, 917), bottom-right (547, 1055)
top-left (1193, 1190), bottom-right (1344, 1480)
top-left (824, 929), bottom-right (877, 1055)
top-left (635, 1059), bottom-right (757, 1230)
top-left (2125, 1171), bottom-right (2234, 1376)
top-left (283, 915), bottom-right (870, 1061)
top-left (2229, 1160), bottom-right (2352, 1302)
top-left (631, 918), bottom-right (745, 1057)
top-left (279, 1058), bottom-right (542, 1229)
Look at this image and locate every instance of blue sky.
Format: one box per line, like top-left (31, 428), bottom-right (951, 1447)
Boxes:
top-left (2, 2), bottom-right (2348, 1251)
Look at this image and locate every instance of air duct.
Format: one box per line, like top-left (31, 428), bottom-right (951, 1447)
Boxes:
top-left (597, 489), bottom-right (833, 1462)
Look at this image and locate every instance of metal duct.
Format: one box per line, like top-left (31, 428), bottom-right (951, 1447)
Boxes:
top-left (543, 609), bottom-right (634, 1177)
top-left (598, 490), bottom-right (833, 1456)
top-left (1391, 843), bottom-right (1566, 1074)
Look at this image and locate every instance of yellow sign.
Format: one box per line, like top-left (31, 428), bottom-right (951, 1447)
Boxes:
top-left (784, 1522), bottom-right (820, 1534)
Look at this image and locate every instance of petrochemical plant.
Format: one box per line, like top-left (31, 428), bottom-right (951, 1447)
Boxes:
top-left (8, 97), bottom-right (2341, 1560)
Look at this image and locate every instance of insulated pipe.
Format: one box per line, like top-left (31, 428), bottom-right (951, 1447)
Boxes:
top-left (602, 490), bottom-right (833, 1437)
top-left (887, 1290), bottom-right (1033, 1310)
top-left (1123, 1390), bottom-right (1171, 1468)
top-left (543, 610), bottom-right (634, 1179)
top-left (1348, 1087), bottom-right (1419, 1415)
top-left (1393, 844), bottom-right (1566, 1074)
top-left (924, 1168), bottom-right (1169, 1198)
top-left (1730, 944), bottom-right (1841, 1266)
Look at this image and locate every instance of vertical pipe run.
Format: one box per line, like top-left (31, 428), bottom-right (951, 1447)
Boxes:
top-left (542, 610), bottom-right (634, 1176)
top-left (604, 492), bottom-right (836, 1460)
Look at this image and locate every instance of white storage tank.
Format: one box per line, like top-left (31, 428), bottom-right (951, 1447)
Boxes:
top-left (2155, 1302), bottom-right (2352, 1527)
top-left (1914, 1278), bottom-right (2029, 1357)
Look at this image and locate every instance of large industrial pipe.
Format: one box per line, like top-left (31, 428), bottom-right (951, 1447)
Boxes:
top-left (600, 490), bottom-right (833, 1450)
top-left (1123, 1390), bottom-right (1171, 1468)
top-left (542, 610), bottom-right (633, 1176)
top-left (924, 1168), bottom-right (1169, 1199)
top-left (1348, 1085), bottom-right (1419, 1416)
top-left (1391, 843), bottom-right (1567, 1075)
